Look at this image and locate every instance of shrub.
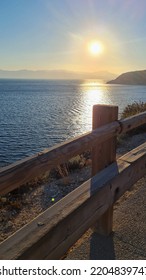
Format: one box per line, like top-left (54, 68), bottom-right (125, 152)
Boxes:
top-left (121, 101), bottom-right (146, 118)
top-left (121, 101), bottom-right (146, 134)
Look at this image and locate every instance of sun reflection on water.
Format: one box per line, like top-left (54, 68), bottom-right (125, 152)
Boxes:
top-left (79, 80), bottom-right (112, 132)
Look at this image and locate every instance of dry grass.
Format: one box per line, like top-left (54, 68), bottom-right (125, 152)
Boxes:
top-left (121, 101), bottom-right (146, 118)
top-left (121, 101), bottom-right (146, 135)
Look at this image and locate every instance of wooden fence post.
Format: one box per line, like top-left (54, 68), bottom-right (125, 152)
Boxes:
top-left (92, 104), bottom-right (118, 235)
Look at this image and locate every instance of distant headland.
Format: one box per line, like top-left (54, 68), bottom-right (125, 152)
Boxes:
top-left (107, 70), bottom-right (146, 85)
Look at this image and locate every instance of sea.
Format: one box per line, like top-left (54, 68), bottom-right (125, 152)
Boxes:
top-left (1, 79), bottom-right (146, 167)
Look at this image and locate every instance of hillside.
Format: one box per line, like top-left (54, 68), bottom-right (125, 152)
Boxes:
top-left (0, 69), bottom-right (115, 81)
top-left (107, 70), bottom-right (146, 85)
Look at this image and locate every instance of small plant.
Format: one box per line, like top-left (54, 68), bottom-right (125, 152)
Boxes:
top-left (121, 101), bottom-right (146, 118)
top-left (121, 101), bottom-right (146, 134)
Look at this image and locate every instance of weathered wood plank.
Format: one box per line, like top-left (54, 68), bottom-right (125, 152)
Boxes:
top-left (121, 111), bottom-right (146, 133)
top-left (0, 142), bottom-right (146, 260)
top-left (92, 105), bottom-right (118, 235)
top-left (0, 122), bottom-right (119, 195)
top-left (1, 110), bottom-right (146, 195)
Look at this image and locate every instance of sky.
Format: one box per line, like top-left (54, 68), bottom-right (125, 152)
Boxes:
top-left (1, 0), bottom-right (146, 75)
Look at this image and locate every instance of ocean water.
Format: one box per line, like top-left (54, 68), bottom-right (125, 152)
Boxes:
top-left (1, 79), bottom-right (146, 167)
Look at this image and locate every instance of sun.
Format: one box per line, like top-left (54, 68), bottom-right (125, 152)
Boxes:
top-left (88, 41), bottom-right (104, 56)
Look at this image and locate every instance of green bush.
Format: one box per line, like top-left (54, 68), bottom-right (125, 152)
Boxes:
top-left (121, 101), bottom-right (146, 134)
top-left (121, 101), bottom-right (146, 119)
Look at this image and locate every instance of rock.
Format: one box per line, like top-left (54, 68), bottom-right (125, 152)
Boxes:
top-left (37, 222), bottom-right (45, 226)
top-left (5, 221), bottom-right (13, 229)
top-left (1, 197), bottom-right (7, 203)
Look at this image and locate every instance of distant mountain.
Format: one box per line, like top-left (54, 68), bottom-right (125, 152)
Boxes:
top-left (107, 70), bottom-right (146, 85)
top-left (0, 69), bottom-right (116, 81)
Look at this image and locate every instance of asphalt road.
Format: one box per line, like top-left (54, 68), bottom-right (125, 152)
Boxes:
top-left (65, 175), bottom-right (146, 260)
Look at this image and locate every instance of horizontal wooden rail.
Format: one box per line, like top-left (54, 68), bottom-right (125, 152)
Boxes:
top-left (1, 142), bottom-right (146, 260)
top-left (1, 111), bottom-right (146, 195)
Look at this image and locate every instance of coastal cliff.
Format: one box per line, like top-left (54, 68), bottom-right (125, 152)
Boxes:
top-left (107, 70), bottom-right (146, 85)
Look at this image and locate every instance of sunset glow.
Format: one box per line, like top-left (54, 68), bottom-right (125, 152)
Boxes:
top-left (88, 41), bottom-right (104, 56)
top-left (0, 0), bottom-right (146, 76)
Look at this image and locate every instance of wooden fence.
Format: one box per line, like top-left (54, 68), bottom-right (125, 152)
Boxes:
top-left (0, 104), bottom-right (146, 259)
